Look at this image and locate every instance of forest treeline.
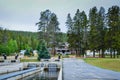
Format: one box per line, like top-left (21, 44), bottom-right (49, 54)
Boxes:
top-left (66, 5), bottom-right (120, 58)
top-left (0, 28), bottom-right (38, 55)
top-left (0, 28), bottom-right (67, 56)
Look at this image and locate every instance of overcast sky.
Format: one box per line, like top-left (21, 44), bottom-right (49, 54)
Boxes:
top-left (0, 0), bottom-right (120, 32)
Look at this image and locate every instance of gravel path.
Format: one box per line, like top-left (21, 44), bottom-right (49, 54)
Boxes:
top-left (63, 58), bottom-right (120, 80)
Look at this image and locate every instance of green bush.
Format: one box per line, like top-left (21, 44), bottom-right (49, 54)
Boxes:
top-left (24, 49), bottom-right (30, 56)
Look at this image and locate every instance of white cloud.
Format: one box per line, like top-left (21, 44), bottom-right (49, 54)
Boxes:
top-left (0, 0), bottom-right (120, 33)
top-left (0, 21), bottom-right (38, 32)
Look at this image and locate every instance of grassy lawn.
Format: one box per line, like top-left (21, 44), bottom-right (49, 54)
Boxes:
top-left (20, 56), bottom-right (39, 62)
top-left (20, 59), bottom-right (39, 62)
top-left (84, 58), bottom-right (120, 72)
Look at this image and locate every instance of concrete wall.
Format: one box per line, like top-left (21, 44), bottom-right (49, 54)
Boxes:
top-left (57, 66), bottom-right (62, 80)
top-left (57, 61), bottom-right (62, 80)
top-left (0, 61), bottom-right (62, 80)
top-left (6, 68), bottom-right (41, 80)
top-left (0, 62), bottom-right (41, 75)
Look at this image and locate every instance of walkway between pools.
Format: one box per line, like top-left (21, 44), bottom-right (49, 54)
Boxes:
top-left (63, 58), bottom-right (120, 80)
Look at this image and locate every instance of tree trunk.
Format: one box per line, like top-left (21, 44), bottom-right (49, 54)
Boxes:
top-left (101, 49), bottom-right (105, 58)
top-left (79, 47), bottom-right (82, 57)
top-left (93, 50), bottom-right (95, 57)
top-left (110, 49), bottom-right (112, 58)
top-left (113, 49), bottom-right (115, 58)
top-left (75, 49), bottom-right (78, 57)
top-left (98, 50), bottom-right (100, 58)
top-left (117, 51), bottom-right (119, 58)
top-left (78, 48), bottom-right (80, 57)
top-left (52, 47), bottom-right (55, 56)
top-left (117, 50), bottom-right (119, 58)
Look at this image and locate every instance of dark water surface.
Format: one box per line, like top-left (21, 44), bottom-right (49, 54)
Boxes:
top-left (21, 71), bottom-right (59, 80)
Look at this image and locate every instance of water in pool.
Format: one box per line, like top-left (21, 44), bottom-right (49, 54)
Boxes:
top-left (21, 69), bottom-right (59, 80)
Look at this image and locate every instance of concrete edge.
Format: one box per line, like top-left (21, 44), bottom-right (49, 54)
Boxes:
top-left (7, 68), bottom-right (41, 80)
top-left (0, 67), bottom-right (42, 80)
top-left (57, 61), bottom-right (62, 80)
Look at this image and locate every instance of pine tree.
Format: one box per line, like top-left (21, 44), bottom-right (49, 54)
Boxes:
top-left (36, 10), bottom-right (60, 55)
top-left (107, 6), bottom-right (120, 58)
top-left (66, 13), bottom-right (74, 49)
top-left (37, 40), bottom-right (50, 60)
top-left (80, 11), bottom-right (88, 56)
top-left (97, 7), bottom-right (106, 58)
top-left (88, 7), bottom-right (99, 57)
top-left (0, 27), bottom-right (3, 44)
top-left (24, 49), bottom-right (30, 56)
top-left (48, 13), bottom-right (60, 55)
top-left (73, 9), bottom-right (88, 56)
top-left (73, 9), bottom-right (82, 56)
top-left (66, 10), bottom-right (88, 56)
top-left (36, 10), bottom-right (51, 42)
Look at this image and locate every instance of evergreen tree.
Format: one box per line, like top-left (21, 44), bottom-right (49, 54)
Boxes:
top-left (37, 40), bottom-right (50, 60)
top-left (24, 49), bottom-right (30, 56)
top-left (107, 6), bottom-right (120, 58)
top-left (36, 10), bottom-right (60, 55)
top-left (97, 7), bottom-right (106, 58)
top-left (66, 10), bottom-right (88, 56)
top-left (73, 9), bottom-right (82, 56)
top-left (7, 39), bottom-right (18, 54)
top-left (36, 10), bottom-right (51, 42)
top-left (80, 11), bottom-right (88, 56)
top-left (66, 13), bottom-right (73, 32)
top-left (66, 13), bottom-right (74, 49)
top-left (73, 9), bottom-right (88, 56)
top-left (48, 13), bottom-right (60, 55)
top-left (88, 7), bottom-right (99, 57)
top-left (0, 27), bottom-right (3, 44)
